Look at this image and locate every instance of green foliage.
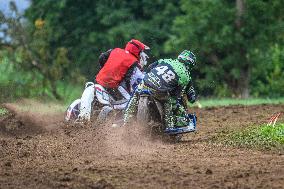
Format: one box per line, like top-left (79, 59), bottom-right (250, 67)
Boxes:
top-left (56, 82), bottom-right (83, 106)
top-left (0, 51), bottom-right (40, 101)
top-left (1, 0), bottom-right (283, 101)
top-left (0, 51), bottom-right (82, 103)
top-left (166, 0), bottom-right (284, 97)
top-left (251, 44), bottom-right (284, 97)
top-left (0, 2), bottom-right (85, 99)
top-left (25, 0), bottom-right (181, 78)
top-left (166, 0), bottom-right (235, 96)
top-left (223, 124), bottom-right (284, 151)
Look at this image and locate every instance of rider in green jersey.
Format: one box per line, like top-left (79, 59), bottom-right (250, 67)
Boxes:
top-left (124, 50), bottom-right (197, 131)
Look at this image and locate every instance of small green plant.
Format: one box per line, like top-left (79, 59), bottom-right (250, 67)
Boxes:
top-left (220, 123), bottom-right (284, 151)
top-left (0, 107), bottom-right (8, 116)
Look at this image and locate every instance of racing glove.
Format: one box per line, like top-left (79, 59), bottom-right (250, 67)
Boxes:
top-left (144, 61), bottom-right (158, 73)
top-left (187, 86), bottom-right (196, 104)
top-left (98, 49), bottom-right (112, 68)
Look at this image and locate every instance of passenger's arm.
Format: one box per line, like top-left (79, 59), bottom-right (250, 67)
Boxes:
top-left (123, 62), bottom-right (140, 92)
top-left (98, 49), bottom-right (112, 68)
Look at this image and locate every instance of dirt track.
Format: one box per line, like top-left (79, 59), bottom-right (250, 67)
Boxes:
top-left (0, 102), bottom-right (283, 189)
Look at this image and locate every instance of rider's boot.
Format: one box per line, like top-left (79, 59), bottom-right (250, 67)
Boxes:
top-left (175, 104), bottom-right (196, 131)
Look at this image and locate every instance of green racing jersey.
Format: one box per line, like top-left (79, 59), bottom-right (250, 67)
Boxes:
top-left (144, 59), bottom-right (192, 93)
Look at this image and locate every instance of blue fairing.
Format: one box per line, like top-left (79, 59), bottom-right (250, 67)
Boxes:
top-left (138, 88), bottom-right (152, 95)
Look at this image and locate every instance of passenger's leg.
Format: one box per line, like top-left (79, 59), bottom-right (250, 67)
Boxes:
top-left (78, 82), bottom-right (95, 121)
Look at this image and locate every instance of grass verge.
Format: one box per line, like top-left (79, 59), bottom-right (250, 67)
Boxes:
top-left (7, 99), bottom-right (68, 114)
top-left (218, 123), bottom-right (284, 151)
top-left (196, 97), bottom-right (284, 108)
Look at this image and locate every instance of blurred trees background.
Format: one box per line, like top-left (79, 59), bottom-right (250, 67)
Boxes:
top-left (0, 0), bottom-right (283, 100)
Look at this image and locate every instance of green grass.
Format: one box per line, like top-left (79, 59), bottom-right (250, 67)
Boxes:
top-left (56, 82), bottom-right (83, 106)
top-left (196, 97), bottom-right (284, 108)
top-left (0, 52), bottom-right (83, 104)
top-left (220, 123), bottom-right (284, 151)
top-left (16, 100), bottom-right (67, 113)
top-left (0, 107), bottom-right (8, 116)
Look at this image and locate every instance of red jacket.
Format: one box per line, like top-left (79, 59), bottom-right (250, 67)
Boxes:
top-left (96, 48), bottom-right (138, 88)
top-left (96, 39), bottom-right (147, 88)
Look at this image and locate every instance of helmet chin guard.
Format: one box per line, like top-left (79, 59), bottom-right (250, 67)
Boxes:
top-left (139, 51), bottom-right (149, 68)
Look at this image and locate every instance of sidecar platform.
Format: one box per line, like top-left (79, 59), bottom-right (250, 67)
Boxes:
top-left (164, 113), bottom-right (197, 135)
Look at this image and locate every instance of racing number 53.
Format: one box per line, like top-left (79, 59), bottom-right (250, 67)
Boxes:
top-left (155, 66), bottom-right (176, 83)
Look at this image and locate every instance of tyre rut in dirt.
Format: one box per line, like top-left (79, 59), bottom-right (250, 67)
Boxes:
top-left (96, 106), bottom-right (113, 125)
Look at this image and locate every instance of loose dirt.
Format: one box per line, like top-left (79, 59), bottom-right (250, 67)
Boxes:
top-left (0, 102), bottom-right (283, 189)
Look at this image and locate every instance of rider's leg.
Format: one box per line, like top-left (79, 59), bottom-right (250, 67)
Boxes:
top-left (118, 81), bottom-right (131, 100)
top-left (118, 66), bottom-right (144, 99)
top-left (166, 97), bottom-right (189, 127)
top-left (78, 82), bottom-right (95, 121)
top-left (164, 96), bottom-right (189, 128)
top-left (174, 102), bottom-right (188, 127)
top-left (115, 68), bottom-right (144, 114)
top-left (103, 82), bottom-right (130, 110)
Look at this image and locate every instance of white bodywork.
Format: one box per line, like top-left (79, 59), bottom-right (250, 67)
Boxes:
top-left (65, 99), bottom-right (81, 121)
top-left (75, 68), bottom-right (145, 121)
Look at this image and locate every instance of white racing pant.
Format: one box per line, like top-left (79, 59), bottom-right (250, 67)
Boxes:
top-left (78, 82), bottom-right (95, 121)
top-left (78, 67), bottom-right (144, 121)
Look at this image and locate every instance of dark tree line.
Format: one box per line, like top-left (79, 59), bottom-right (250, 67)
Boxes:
top-left (1, 0), bottom-right (283, 99)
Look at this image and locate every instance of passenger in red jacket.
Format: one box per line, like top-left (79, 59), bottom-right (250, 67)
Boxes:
top-left (96, 39), bottom-right (149, 91)
top-left (78, 39), bottom-right (150, 121)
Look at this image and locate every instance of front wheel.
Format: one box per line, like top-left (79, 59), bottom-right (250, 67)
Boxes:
top-left (137, 96), bottom-right (150, 127)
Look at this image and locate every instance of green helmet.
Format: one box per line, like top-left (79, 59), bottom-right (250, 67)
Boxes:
top-left (178, 50), bottom-right (196, 69)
